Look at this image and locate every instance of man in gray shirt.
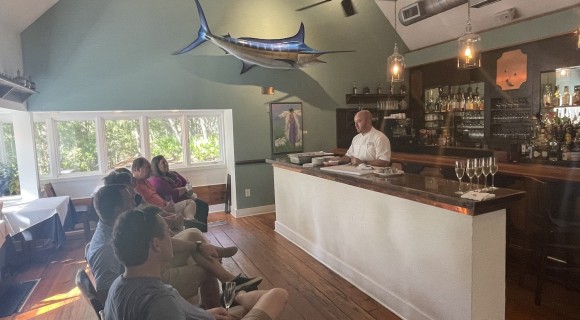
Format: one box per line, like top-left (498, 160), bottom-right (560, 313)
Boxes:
top-left (105, 209), bottom-right (289, 320)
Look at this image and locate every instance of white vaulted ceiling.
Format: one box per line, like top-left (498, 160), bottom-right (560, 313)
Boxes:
top-left (375, 0), bottom-right (580, 51)
top-left (0, 0), bottom-right (58, 33)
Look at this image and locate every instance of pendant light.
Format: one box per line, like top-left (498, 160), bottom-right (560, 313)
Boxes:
top-left (387, 0), bottom-right (405, 82)
top-left (457, 1), bottom-right (481, 69)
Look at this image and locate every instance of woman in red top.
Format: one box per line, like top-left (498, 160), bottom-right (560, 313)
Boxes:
top-left (149, 155), bottom-right (209, 230)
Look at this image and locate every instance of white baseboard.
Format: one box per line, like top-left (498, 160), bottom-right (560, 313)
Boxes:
top-left (230, 204), bottom-right (275, 218)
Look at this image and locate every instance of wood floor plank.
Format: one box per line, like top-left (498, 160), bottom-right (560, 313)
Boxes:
top-left (2, 212), bottom-right (579, 320)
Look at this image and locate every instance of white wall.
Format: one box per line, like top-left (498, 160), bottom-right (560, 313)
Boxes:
top-left (0, 24), bottom-right (27, 111)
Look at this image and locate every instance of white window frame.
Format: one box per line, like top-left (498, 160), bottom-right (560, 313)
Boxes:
top-left (32, 110), bottom-right (227, 179)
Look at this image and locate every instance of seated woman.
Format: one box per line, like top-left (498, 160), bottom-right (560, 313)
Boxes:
top-left (102, 170), bottom-right (185, 234)
top-left (131, 157), bottom-right (207, 232)
top-left (148, 155), bottom-right (209, 229)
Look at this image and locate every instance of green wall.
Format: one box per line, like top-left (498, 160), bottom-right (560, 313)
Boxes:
top-left (21, 0), bottom-right (405, 209)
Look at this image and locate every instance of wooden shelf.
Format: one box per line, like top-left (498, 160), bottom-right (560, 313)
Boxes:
top-left (0, 78), bottom-right (37, 103)
top-left (345, 93), bottom-right (405, 104)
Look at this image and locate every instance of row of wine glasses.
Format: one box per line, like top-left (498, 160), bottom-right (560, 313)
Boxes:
top-left (454, 157), bottom-right (499, 194)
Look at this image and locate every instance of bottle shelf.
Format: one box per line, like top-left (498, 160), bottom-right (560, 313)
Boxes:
top-left (345, 93), bottom-right (405, 104)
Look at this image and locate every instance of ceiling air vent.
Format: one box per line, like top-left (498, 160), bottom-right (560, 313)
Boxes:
top-left (470, 0), bottom-right (502, 9)
top-left (399, 2), bottom-right (423, 26)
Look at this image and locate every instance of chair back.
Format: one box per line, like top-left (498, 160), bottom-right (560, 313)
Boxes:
top-left (44, 183), bottom-right (57, 197)
top-left (523, 177), bottom-right (552, 240)
top-left (75, 268), bottom-right (104, 318)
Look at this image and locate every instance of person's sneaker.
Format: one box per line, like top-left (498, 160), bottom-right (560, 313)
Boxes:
top-left (225, 274), bottom-right (262, 292)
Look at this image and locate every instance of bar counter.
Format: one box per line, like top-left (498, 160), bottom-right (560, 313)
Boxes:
top-left (267, 158), bottom-right (523, 216)
top-left (333, 147), bottom-right (580, 183)
top-left (268, 158), bottom-right (523, 320)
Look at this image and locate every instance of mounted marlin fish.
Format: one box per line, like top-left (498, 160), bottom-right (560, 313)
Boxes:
top-left (174, 0), bottom-right (353, 74)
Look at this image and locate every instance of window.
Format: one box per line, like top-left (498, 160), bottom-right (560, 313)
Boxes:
top-left (104, 119), bottom-right (142, 170)
top-left (34, 122), bottom-right (51, 176)
top-left (0, 122), bottom-right (20, 196)
top-left (149, 117), bottom-right (183, 166)
top-left (32, 110), bottom-right (225, 178)
top-left (188, 115), bottom-right (222, 164)
top-left (56, 120), bottom-right (98, 174)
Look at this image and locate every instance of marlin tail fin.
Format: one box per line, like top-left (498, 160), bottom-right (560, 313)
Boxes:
top-left (173, 0), bottom-right (212, 55)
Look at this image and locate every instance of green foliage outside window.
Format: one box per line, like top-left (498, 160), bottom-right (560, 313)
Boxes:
top-left (1, 123), bottom-right (19, 196)
top-left (105, 119), bottom-right (142, 169)
top-left (34, 122), bottom-right (51, 176)
top-left (149, 118), bottom-right (183, 164)
top-left (56, 120), bottom-right (98, 173)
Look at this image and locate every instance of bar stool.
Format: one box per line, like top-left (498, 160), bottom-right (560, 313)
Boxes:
top-left (522, 176), bottom-right (580, 305)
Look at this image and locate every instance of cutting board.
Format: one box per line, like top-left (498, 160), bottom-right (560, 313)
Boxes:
top-left (320, 164), bottom-right (375, 176)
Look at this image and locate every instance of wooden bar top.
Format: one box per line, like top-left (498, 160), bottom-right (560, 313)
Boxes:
top-left (333, 148), bottom-right (580, 183)
top-left (267, 158), bottom-right (524, 216)
top-left (391, 152), bottom-right (580, 183)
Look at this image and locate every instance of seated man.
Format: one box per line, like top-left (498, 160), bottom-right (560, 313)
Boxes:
top-left (132, 157), bottom-right (207, 232)
top-left (105, 208), bottom-right (288, 320)
top-left (87, 184), bottom-right (261, 307)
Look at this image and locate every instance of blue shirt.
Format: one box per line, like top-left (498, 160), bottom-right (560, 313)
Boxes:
top-left (87, 221), bottom-right (124, 298)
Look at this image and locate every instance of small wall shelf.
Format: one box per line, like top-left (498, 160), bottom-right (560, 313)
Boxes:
top-left (0, 78), bottom-right (37, 104)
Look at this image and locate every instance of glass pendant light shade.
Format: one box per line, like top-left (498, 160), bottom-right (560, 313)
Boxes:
top-left (457, 22), bottom-right (481, 69)
top-left (577, 27), bottom-right (580, 50)
top-left (388, 0), bottom-right (404, 82)
top-left (388, 43), bottom-right (405, 82)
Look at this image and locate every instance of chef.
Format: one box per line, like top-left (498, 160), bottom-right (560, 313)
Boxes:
top-left (339, 110), bottom-right (391, 167)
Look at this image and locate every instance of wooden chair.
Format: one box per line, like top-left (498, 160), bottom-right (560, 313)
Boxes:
top-left (522, 176), bottom-right (580, 305)
top-left (43, 183), bottom-right (98, 241)
top-left (75, 268), bottom-right (104, 319)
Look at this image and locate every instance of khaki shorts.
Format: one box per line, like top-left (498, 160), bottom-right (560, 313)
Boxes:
top-left (242, 308), bottom-right (272, 320)
top-left (161, 249), bottom-right (207, 300)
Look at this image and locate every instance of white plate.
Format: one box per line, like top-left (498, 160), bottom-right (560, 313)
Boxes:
top-left (375, 170), bottom-right (404, 177)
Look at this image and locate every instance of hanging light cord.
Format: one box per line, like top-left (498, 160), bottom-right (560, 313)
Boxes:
top-left (466, 1), bottom-right (472, 33)
top-left (394, 0), bottom-right (398, 43)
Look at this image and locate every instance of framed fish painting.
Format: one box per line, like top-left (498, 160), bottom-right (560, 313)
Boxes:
top-left (270, 102), bottom-right (303, 154)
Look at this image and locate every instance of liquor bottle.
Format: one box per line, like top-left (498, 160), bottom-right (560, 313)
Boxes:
top-left (561, 142), bottom-right (571, 161)
top-left (573, 85), bottom-right (580, 106)
top-left (548, 134), bottom-right (560, 161)
top-left (562, 86), bottom-right (571, 106)
top-left (553, 86), bottom-right (560, 106)
top-left (459, 88), bottom-right (466, 111)
top-left (352, 81), bottom-right (358, 94)
top-left (376, 83), bottom-right (382, 94)
top-left (543, 84), bottom-right (552, 108)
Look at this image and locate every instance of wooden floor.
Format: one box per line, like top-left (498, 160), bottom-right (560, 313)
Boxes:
top-left (1, 212), bottom-right (580, 320)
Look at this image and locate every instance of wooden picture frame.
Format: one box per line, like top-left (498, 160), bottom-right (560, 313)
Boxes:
top-left (270, 102), bottom-right (303, 154)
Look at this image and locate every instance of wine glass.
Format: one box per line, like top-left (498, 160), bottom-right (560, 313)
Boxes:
top-left (465, 158), bottom-right (476, 191)
top-left (474, 158), bottom-right (483, 191)
top-left (481, 157), bottom-right (491, 191)
top-left (454, 160), bottom-right (465, 194)
top-left (489, 157), bottom-right (499, 190)
top-left (223, 282), bottom-right (236, 313)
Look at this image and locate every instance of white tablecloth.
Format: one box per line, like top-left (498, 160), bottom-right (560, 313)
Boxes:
top-left (2, 196), bottom-right (70, 236)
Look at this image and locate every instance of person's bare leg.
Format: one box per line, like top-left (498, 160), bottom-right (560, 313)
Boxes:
top-left (175, 228), bottom-right (237, 258)
top-left (199, 275), bottom-right (221, 308)
top-left (236, 288), bottom-right (288, 320)
top-left (192, 253), bottom-right (236, 282)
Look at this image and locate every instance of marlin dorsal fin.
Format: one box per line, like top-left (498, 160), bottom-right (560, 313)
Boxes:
top-left (290, 23), bottom-right (305, 43)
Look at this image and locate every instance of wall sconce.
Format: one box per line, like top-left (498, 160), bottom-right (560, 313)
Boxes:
top-left (262, 86), bottom-right (275, 95)
top-left (457, 3), bottom-right (481, 69)
top-left (577, 27), bottom-right (580, 50)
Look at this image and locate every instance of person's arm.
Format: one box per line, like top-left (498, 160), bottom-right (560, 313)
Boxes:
top-left (371, 134), bottom-right (391, 167)
top-left (135, 181), bottom-right (167, 208)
